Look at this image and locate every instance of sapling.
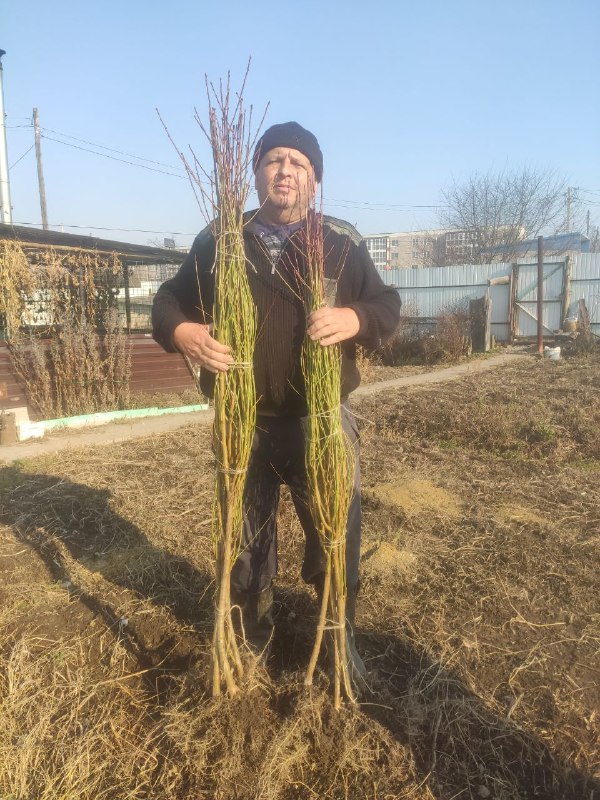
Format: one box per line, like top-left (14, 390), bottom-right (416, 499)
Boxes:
top-left (300, 203), bottom-right (357, 708)
top-left (162, 69), bottom-right (264, 696)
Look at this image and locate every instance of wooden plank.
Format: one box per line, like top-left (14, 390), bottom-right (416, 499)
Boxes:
top-left (469, 295), bottom-right (492, 352)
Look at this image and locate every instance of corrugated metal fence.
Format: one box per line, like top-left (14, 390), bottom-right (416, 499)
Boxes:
top-left (0, 335), bottom-right (196, 411)
top-left (572, 254), bottom-right (600, 330)
top-left (380, 253), bottom-right (600, 340)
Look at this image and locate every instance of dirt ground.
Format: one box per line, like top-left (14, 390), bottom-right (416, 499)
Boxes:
top-left (0, 351), bottom-right (598, 799)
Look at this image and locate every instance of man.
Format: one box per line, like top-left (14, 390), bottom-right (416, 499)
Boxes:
top-left (152, 122), bottom-right (401, 678)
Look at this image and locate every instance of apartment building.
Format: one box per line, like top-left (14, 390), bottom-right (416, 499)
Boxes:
top-left (364, 229), bottom-right (447, 269)
top-left (364, 226), bottom-right (530, 268)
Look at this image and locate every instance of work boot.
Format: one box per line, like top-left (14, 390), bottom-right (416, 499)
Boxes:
top-left (230, 584), bottom-right (274, 658)
top-left (312, 574), bottom-right (367, 691)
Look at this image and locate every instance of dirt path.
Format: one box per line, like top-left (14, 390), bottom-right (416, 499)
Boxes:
top-left (353, 352), bottom-right (525, 396)
top-left (0, 353), bottom-right (527, 464)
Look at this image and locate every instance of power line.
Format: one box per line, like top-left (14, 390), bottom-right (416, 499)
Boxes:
top-left (324, 197), bottom-right (446, 209)
top-left (9, 144), bottom-right (35, 170)
top-left (7, 121), bottom-right (189, 173)
top-left (33, 128), bottom-right (443, 207)
top-left (7, 120), bottom-right (600, 215)
top-left (10, 123), bottom-right (447, 212)
top-left (40, 125), bottom-right (188, 172)
top-left (41, 134), bottom-right (189, 179)
top-left (248, 188), bottom-right (444, 213)
top-left (323, 201), bottom-right (443, 213)
top-left (11, 220), bottom-right (197, 236)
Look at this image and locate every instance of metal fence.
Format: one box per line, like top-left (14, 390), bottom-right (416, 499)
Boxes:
top-left (380, 253), bottom-right (600, 341)
top-left (571, 254), bottom-right (600, 335)
top-left (0, 334), bottom-right (196, 411)
top-left (380, 262), bottom-right (513, 341)
top-left (118, 262), bottom-right (181, 331)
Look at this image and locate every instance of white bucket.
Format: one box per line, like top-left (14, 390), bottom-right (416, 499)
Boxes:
top-left (544, 346), bottom-right (561, 361)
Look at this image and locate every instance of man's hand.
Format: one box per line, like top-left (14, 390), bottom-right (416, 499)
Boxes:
top-left (172, 322), bottom-right (233, 373)
top-left (306, 307), bottom-right (360, 346)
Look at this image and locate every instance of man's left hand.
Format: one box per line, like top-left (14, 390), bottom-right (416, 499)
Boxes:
top-left (306, 307), bottom-right (360, 346)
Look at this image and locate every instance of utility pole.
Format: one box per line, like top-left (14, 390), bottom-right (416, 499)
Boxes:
top-left (586, 210), bottom-right (590, 237)
top-left (565, 186), bottom-right (579, 234)
top-left (0, 49), bottom-right (12, 224)
top-left (33, 107), bottom-right (48, 230)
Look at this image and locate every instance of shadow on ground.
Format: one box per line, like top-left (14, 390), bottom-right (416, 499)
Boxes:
top-left (1, 464), bottom-right (598, 799)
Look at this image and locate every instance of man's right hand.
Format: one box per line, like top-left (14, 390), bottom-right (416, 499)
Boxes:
top-left (172, 322), bottom-right (233, 373)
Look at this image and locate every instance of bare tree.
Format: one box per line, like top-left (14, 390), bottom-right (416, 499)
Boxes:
top-left (439, 167), bottom-right (568, 264)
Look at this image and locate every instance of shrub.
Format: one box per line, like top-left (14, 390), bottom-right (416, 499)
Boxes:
top-left (3, 242), bottom-right (130, 418)
top-left (374, 302), bottom-right (472, 366)
top-left (420, 302), bottom-right (472, 364)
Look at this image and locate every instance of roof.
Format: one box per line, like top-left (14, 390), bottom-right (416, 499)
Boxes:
top-left (490, 231), bottom-right (590, 255)
top-left (0, 223), bottom-right (184, 264)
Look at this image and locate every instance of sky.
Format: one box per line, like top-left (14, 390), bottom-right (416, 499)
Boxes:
top-left (2, 0), bottom-right (600, 248)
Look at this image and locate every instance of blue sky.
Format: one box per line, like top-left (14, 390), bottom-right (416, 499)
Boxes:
top-left (3, 0), bottom-right (599, 247)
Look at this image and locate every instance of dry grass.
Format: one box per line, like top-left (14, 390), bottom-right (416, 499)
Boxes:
top-left (0, 351), bottom-right (598, 798)
top-left (127, 388), bottom-right (203, 409)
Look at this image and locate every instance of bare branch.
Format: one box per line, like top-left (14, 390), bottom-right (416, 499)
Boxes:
top-left (439, 167), bottom-right (568, 264)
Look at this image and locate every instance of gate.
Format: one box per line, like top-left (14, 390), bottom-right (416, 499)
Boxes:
top-left (513, 261), bottom-right (566, 338)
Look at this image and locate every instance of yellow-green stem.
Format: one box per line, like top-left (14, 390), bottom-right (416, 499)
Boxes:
top-left (305, 556), bottom-right (332, 686)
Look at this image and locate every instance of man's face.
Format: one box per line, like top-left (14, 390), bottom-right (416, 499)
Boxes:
top-left (254, 147), bottom-right (317, 224)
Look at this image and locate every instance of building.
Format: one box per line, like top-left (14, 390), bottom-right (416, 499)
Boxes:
top-left (443, 229), bottom-right (480, 262)
top-left (488, 231), bottom-right (590, 259)
top-left (364, 229), bottom-right (448, 270)
top-left (364, 225), bottom-right (533, 269)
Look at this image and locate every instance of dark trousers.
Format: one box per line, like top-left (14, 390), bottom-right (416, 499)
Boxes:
top-left (230, 406), bottom-right (361, 595)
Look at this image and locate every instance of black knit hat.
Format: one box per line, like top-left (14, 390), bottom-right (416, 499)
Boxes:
top-left (252, 121), bottom-right (323, 182)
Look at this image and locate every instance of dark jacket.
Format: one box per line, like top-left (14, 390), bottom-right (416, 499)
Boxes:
top-left (152, 213), bottom-right (401, 416)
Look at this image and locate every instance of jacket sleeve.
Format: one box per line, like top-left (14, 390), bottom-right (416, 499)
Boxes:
top-left (343, 240), bottom-right (401, 349)
top-left (151, 227), bottom-right (215, 353)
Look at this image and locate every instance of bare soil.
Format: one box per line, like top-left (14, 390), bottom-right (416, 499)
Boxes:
top-left (0, 351), bottom-right (598, 799)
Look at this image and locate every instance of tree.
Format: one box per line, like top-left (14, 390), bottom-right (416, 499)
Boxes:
top-left (439, 167), bottom-right (568, 264)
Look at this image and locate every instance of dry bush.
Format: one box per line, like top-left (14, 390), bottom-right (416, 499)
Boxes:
top-left (355, 344), bottom-right (377, 383)
top-left (0, 241), bottom-right (36, 339)
top-left (7, 332), bottom-right (54, 415)
top-left (572, 301), bottom-right (599, 356)
top-left (369, 301), bottom-right (472, 367)
top-left (3, 243), bottom-right (131, 418)
top-left (370, 302), bottom-right (426, 366)
top-left (420, 302), bottom-right (472, 364)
